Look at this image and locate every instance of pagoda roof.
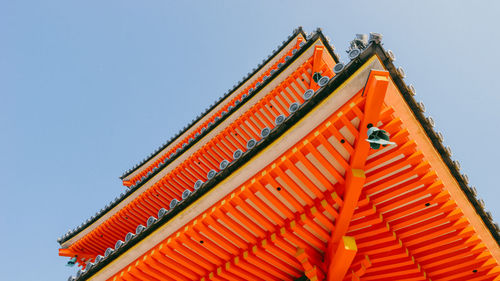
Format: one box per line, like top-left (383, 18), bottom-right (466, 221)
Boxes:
top-left (119, 27), bottom-right (315, 185)
top-left (57, 28), bottom-right (339, 248)
top-left (66, 34), bottom-right (500, 281)
top-left (118, 28), bottom-right (310, 189)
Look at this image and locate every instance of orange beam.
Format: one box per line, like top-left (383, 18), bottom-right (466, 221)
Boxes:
top-left (351, 70), bottom-right (389, 168)
top-left (325, 71), bottom-right (389, 273)
top-left (295, 36), bottom-right (304, 48)
top-left (327, 236), bottom-right (358, 281)
top-left (326, 169), bottom-right (365, 265)
top-left (58, 248), bottom-right (94, 259)
top-left (310, 45), bottom-right (324, 90)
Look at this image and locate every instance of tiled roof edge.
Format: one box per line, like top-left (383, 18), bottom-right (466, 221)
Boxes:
top-left (58, 28), bottom-right (339, 246)
top-left (119, 27), bottom-right (307, 180)
top-left (370, 44), bottom-right (500, 245)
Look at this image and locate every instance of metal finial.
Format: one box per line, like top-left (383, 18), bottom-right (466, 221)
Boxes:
top-left (369, 32), bottom-right (383, 44)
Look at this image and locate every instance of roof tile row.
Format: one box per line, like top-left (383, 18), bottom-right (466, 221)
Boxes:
top-left (58, 29), bottom-right (318, 245)
top-left (119, 27), bottom-right (307, 181)
top-left (67, 51), bottom-right (338, 281)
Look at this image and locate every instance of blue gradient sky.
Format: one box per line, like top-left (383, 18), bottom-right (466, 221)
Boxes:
top-left (1, 1), bottom-right (499, 280)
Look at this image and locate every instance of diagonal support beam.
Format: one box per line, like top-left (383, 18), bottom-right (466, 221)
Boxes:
top-left (350, 70), bottom-right (390, 169)
top-left (327, 236), bottom-right (358, 281)
top-left (325, 71), bottom-right (390, 279)
top-left (326, 169), bottom-right (366, 264)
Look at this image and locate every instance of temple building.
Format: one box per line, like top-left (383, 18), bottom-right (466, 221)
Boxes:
top-left (58, 27), bottom-right (500, 281)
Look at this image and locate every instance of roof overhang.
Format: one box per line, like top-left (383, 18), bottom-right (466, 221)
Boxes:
top-left (84, 46), bottom-right (382, 281)
top-left (59, 31), bottom-right (338, 249)
top-left (120, 28), bottom-right (308, 183)
top-left (68, 41), bottom-right (500, 281)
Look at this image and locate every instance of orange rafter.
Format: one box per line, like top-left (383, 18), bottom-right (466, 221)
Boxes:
top-left (342, 91), bottom-right (498, 280)
top-left (344, 120), bottom-right (432, 280)
top-left (59, 248), bottom-right (94, 259)
top-left (59, 248), bottom-right (94, 269)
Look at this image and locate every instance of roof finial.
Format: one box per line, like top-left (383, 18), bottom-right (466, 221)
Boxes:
top-left (369, 32), bottom-right (383, 44)
top-left (348, 34), bottom-right (368, 52)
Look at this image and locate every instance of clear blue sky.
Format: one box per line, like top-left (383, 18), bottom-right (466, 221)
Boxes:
top-left (1, 1), bottom-right (499, 280)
